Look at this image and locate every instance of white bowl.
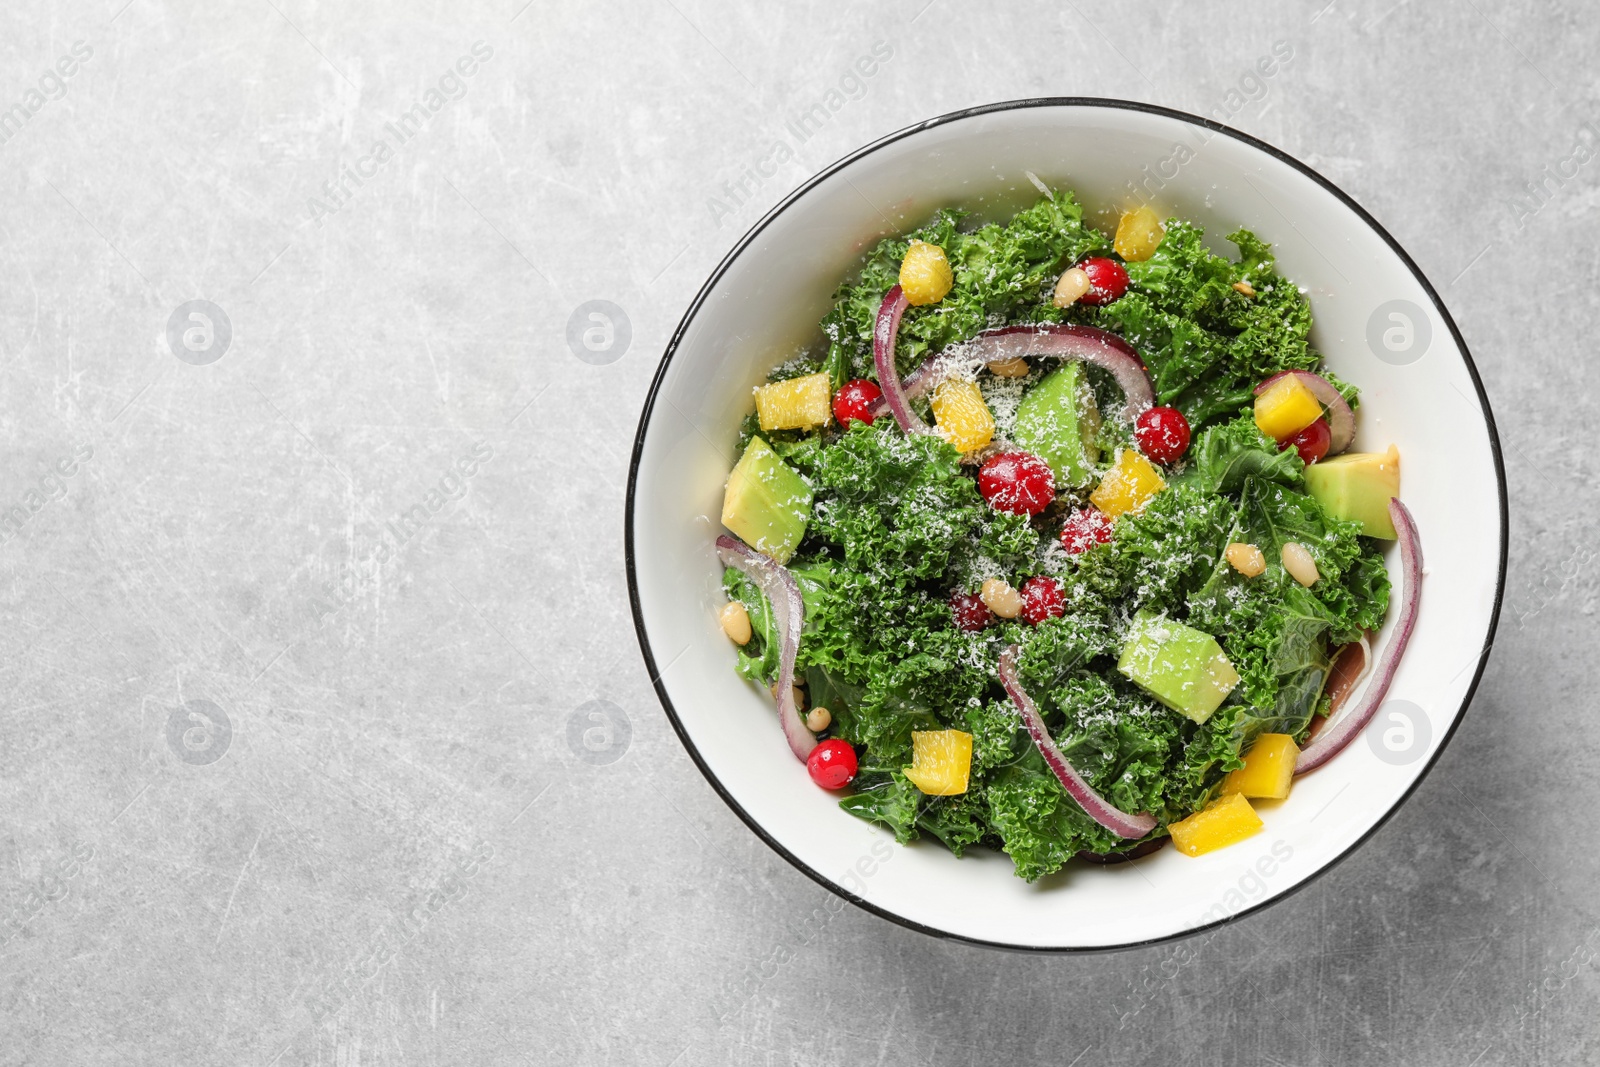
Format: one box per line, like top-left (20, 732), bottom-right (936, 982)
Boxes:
top-left (627, 100), bottom-right (1506, 951)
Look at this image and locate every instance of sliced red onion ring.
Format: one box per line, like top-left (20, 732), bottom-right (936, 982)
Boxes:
top-left (1254, 370), bottom-right (1356, 455)
top-left (872, 285), bottom-right (926, 434)
top-left (998, 645), bottom-right (1158, 840)
top-left (1295, 498), bottom-right (1422, 774)
top-left (716, 534), bottom-right (817, 763)
top-left (868, 323), bottom-right (1155, 424)
top-left (948, 325), bottom-right (1153, 421)
top-left (866, 353), bottom-right (935, 421)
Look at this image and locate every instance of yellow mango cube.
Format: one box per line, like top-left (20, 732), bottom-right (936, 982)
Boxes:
top-left (1114, 205), bottom-right (1164, 262)
top-left (755, 372), bottom-right (832, 432)
top-left (1221, 733), bottom-right (1300, 800)
top-left (1169, 793), bottom-right (1264, 857)
top-left (1088, 449), bottom-right (1166, 519)
top-left (930, 379), bottom-right (995, 453)
top-left (903, 729), bottom-right (972, 796)
top-left (1253, 375), bottom-right (1323, 441)
top-left (899, 240), bottom-right (954, 306)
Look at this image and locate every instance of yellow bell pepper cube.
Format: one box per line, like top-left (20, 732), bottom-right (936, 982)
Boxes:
top-left (1088, 449), bottom-right (1165, 519)
top-left (754, 372), bottom-right (832, 432)
top-left (899, 239), bottom-right (954, 305)
top-left (903, 729), bottom-right (972, 796)
top-left (1221, 733), bottom-right (1300, 800)
top-left (1169, 793), bottom-right (1264, 857)
top-left (1114, 205), bottom-right (1164, 262)
top-left (930, 379), bottom-right (995, 453)
top-left (1253, 375), bottom-right (1323, 441)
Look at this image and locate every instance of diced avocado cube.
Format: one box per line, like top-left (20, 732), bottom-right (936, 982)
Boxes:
top-left (1304, 444), bottom-right (1401, 538)
top-left (1117, 611), bottom-right (1241, 724)
top-left (720, 436), bottom-right (812, 563)
top-left (1012, 362), bottom-right (1101, 487)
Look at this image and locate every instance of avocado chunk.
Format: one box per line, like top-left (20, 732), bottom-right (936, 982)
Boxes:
top-left (1012, 362), bottom-right (1101, 487)
top-left (1303, 445), bottom-right (1401, 538)
top-left (720, 436), bottom-right (812, 563)
top-left (1117, 611), bottom-right (1241, 725)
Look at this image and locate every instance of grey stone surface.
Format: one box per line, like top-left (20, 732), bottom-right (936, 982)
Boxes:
top-left (0, 0), bottom-right (1588, 1063)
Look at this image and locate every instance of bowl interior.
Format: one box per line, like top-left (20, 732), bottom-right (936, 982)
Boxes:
top-left (629, 102), bottom-right (1503, 950)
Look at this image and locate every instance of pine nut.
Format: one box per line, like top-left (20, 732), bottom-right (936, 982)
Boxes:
top-left (1232, 280), bottom-right (1255, 297)
top-left (1053, 267), bottom-right (1091, 308)
top-left (980, 577), bottom-right (1024, 619)
top-left (986, 356), bottom-right (1030, 378)
top-left (719, 601), bottom-right (752, 644)
top-left (1282, 541), bottom-right (1320, 586)
top-left (1225, 542), bottom-right (1266, 578)
top-left (805, 706), bottom-right (832, 732)
top-left (770, 681), bottom-right (805, 710)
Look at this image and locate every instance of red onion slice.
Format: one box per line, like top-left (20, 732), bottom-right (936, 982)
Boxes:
top-left (951, 325), bottom-right (1153, 421)
top-left (868, 323), bottom-right (1154, 424)
top-left (716, 534), bottom-right (818, 762)
top-left (1254, 370), bottom-right (1356, 455)
top-left (866, 353), bottom-right (935, 421)
top-left (1294, 498), bottom-right (1422, 774)
top-left (998, 645), bottom-right (1158, 840)
top-left (872, 286), bottom-right (926, 434)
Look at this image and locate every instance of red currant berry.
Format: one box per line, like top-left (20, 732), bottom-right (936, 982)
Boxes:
top-left (1020, 576), bottom-right (1065, 625)
top-left (977, 451), bottom-right (1057, 516)
top-left (1078, 257), bottom-right (1130, 306)
top-left (807, 738), bottom-right (858, 790)
top-left (1060, 508), bottom-right (1113, 555)
top-left (1281, 418), bottom-right (1331, 465)
top-left (832, 379), bottom-right (882, 426)
top-left (1134, 405), bottom-right (1191, 465)
top-left (950, 592), bottom-right (992, 633)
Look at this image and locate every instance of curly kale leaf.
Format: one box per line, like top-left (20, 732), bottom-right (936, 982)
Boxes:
top-left (839, 771), bottom-right (921, 844)
top-left (1170, 702), bottom-right (1251, 812)
top-left (794, 423), bottom-right (1013, 768)
top-left (987, 759), bottom-right (1117, 880)
top-left (965, 699), bottom-right (1029, 773)
top-left (1070, 482), bottom-right (1238, 615)
top-left (1091, 223), bottom-right (1321, 429)
top-left (917, 791), bottom-right (992, 857)
top-left (821, 191), bottom-right (1109, 385)
top-left (1187, 477), bottom-right (1391, 744)
top-left (1177, 411), bottom-right (1305, 496)
top-left (807, 421), bottom-right (984, 579)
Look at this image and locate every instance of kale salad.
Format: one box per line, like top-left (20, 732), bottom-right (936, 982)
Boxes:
top-left (712, 187), bottom-right (1420, 881)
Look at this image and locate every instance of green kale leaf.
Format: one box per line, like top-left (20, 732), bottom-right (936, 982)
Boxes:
top-left (821, 191), bottom-right (1109, 386)
top-left (1091, 223), bottom-right (1322, 429)
top-left (1177, 412), bottom-right (1305, 496)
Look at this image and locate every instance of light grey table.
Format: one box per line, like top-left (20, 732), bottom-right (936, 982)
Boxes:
top-left (0, 1), bottom-right (1586, 1063)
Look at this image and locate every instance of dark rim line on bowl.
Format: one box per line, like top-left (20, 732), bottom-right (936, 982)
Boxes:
top-left (624, 97), bottom-right (1509, 955)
